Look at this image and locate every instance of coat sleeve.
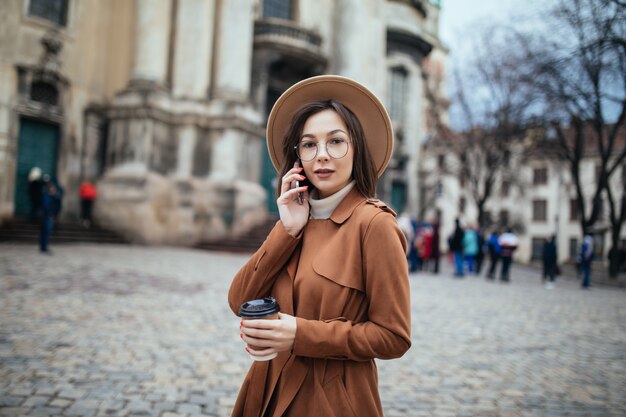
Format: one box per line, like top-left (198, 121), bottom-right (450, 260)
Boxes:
top-left (228, 221), bottom-right (301, 315)
top-left (292, 212), bottom-right (411, 361)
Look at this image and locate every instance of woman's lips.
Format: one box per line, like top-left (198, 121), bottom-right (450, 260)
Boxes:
top-left (314, 169), bottom-right (334, 179)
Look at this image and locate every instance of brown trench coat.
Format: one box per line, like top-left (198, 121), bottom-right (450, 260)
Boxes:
top-left (228, 188), bottom-right (411, 417)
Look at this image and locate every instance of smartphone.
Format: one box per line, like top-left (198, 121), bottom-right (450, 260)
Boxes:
top-left (293, 159), bottom-right (304, 205)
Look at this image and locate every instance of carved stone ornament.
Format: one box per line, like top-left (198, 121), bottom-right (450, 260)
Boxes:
top-left (40, 29), bottom-right (63, 73)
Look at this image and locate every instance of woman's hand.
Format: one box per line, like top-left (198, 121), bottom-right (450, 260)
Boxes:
top-left (277, 165), bottom-right (309, 237)
top-left (240, 313), bottom-right (297, 358)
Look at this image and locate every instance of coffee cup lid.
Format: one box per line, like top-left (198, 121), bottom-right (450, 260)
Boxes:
top-left (239, 297), bottom-right (280, 318)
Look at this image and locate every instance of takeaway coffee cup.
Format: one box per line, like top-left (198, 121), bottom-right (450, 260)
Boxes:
top-left (239, 297), bottom-right (280, 361)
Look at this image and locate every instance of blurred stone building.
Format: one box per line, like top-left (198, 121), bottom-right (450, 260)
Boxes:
top-left (421, 127), bottom-right (626, 266)
top-left (0, 0), bottom-right (446, 244)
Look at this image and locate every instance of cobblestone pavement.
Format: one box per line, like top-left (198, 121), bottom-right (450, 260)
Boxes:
top-left (1, 243), bottom-right (625, 417)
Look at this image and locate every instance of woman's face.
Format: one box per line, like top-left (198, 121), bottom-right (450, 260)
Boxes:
top-left (299, 109), bottom-right (354, 199)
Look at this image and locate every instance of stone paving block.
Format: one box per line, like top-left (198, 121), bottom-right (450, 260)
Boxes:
top-left (22, 395), bottom-right (52, 407)
top-left (162, 413), bottom-right (189, 417)
top-left (0, 395), bottom-right (26, 406)
top-left (154, 401), bottom-right (177, 413)
top-left (63, 407), bottom-right (98, 417)
top-left (34, 387), bottom-right (58, 396)
top-left (49, 398), bottom-right (73, 408)
top-left (30, 406), bottom-right (66, 416)
top-left (58, 389), bottom-right (88, 400)
top-left (176, 403), bottom-right (202, 414)
top-left (9, 387), bottom-right (33, 396)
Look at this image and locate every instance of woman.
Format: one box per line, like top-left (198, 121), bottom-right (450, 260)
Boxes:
top-left (228, 75), bottom-right (411, 417)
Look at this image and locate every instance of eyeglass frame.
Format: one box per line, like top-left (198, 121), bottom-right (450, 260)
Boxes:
top-left (293, 138), bottom-right (352, 162)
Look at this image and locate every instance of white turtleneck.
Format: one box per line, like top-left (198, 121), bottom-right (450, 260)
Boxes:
top-left (308, 181), bottom-right (356, 220)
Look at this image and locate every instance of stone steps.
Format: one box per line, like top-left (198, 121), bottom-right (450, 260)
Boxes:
top-left (195, 216), bottom-right (278, 254)
top-left (0, 218), bottom-right (129, 245)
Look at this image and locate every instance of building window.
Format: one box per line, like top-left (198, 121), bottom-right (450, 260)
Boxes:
top-left (262, 0), bottom-right (293, 20)
top-left (569, 199), bottom-right (578, 221)
top-left (499, 209), bottom-right (509, 227)
top-left (28, 0), bottom-right (68, 26)
top-left (501, 180), bottom-right (510, 197)
top-left (30, 81), bottom-right (59, 106)
top-left (437, 154), bottom-right (445, 170)
top-left (533, 167), bottom-right (548, 185)
top-left (532, 199), bottom-right (547, 222)
top-left (502, 150), bottom-right (511, 167)
top-left (388, 67), bottom-right (408, 125)
top-left (531, 237), bottom-right (546, 261)
top-left (459, 197), bottom-right (466, 214)
top-left (596, 198), bottom-right (604, 218)
top-left (459, 173), bottom-right (466, 188)
top-left (569, 238), bottom-right (578, 260)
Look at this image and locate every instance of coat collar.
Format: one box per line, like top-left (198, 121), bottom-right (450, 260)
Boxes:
top-left (328, 187), bottom-right (367, 225)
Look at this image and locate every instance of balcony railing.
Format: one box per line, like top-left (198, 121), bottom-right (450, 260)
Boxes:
top-left (254, 18), bottom-right (322, 52)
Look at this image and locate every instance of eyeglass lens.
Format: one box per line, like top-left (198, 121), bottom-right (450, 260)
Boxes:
top-left (296, 139), bottom-right (349, 161)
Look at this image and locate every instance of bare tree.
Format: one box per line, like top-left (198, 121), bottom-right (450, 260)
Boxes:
top-left (425, 26), bottom-right (536, 230)
top-left (517, 0), bottom-right (626, 276)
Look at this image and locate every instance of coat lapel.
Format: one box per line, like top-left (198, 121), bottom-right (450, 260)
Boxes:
top-left (312, 189), bottom-right (366, 292)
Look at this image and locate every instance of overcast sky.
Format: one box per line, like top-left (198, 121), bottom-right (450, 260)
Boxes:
top-left (438, 0), bottom-right (552, 62)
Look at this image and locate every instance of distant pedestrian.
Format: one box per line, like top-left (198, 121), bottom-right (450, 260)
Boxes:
top-left (407, 217), bottom-right (419, 272)
top-left (431, 220), bottom-right (441, 274)
top-left (580, 235), bottom-right (594, 289)
top-left (475, 229), bottom-right (485, 274)
top-left (462, 225), bottom-right (479, 274)
top-left (450, 218), bottom-right (465, 277)
top-left (27, 167), bottom-right (43, 222)
top-left (498, 230), bottom-right (519, 282)
top-left (79, 180), bottom-right (98, 228)
top-left (51, 176), bottom-right (64, 228)
top-left (39, 182), bottom-right (59, 254)
top-left (421, 226), bottom-right (434, 271)
top-left (485, 231), bottom-right (501, 279)
top-left (542, 235), bottom-right (558, 289)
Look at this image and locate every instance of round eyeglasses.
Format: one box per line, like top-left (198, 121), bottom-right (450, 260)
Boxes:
top-left (295, 138), bottom-right (350, 162)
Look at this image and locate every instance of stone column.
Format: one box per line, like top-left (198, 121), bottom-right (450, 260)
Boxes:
top-left (172, 0), bottom-right (215, 98)
top-left (208, 0), bottom-right (257, 181)
top-left (212, 0), bottom-right (255, 101)
top-left (333, 0), bottom-right (386, 98)
top-left (131, 0), bottom-right (173, 86)
top-left (175, 125), bottom-right (197, 178)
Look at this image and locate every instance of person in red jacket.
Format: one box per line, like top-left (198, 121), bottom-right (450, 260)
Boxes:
top-left (79, 180), bottom-right (97, 228)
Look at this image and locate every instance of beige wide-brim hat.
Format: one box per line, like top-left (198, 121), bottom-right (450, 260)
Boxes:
top-left (266, 75), bottom-right (394, 177)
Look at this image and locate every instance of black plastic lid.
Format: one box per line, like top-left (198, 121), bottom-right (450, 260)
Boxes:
top-left (239, 297), bottom-right (280, 318)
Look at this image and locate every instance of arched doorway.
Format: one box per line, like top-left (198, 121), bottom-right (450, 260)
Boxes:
top-left (13, 118), bottom-right (60, 217)
top-left (260, 60), bottom-right (318, 215)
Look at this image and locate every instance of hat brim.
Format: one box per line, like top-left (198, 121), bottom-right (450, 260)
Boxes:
top-left (266, 75), bottom-right (394, 177)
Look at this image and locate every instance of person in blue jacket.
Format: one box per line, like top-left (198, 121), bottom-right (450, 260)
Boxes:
top-left (39, 181), bottom-right (59, 254)
top-left (485, 231), bottom-right (501, 279)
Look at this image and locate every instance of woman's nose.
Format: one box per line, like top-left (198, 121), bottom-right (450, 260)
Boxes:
top-left (316, 143), bottom-right (330, 160)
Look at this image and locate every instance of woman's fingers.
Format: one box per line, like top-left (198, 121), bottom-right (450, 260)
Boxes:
top-left (246, 345), bottom-right (276, 357)
top-left (280, 171), bottom-right (306, 194)
top-left (241, 333), bottom-right (274, 348)
top-left (241, 319), bottom-right (278, 329)
top-left (278, 186), bottom-right (308, 203)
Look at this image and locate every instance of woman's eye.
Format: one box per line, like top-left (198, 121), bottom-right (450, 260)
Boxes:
top-left (301, 142), bottom-right (316, 149)
top-left (330, 138), bottom-right (346, 145)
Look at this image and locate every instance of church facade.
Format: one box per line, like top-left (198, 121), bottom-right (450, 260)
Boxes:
top-left (0, 0), bottom-right (445, 244)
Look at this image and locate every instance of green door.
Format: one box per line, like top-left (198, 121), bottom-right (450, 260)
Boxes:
top-left (14, 118), bottom-right (59, 217)
top-left (261, 139), bottom-right (278, 215)
top-left (391, 180), bottom-right (407, 214)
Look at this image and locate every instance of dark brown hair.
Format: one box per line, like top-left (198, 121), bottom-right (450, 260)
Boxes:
top-left (276, 100), bottom-right (377, 198)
